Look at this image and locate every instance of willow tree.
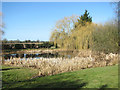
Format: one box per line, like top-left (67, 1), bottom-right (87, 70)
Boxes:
top-left (71, 10), bottom-right (93, 50)
top-left (50, 15), bottom-right (78, 48)
top-left (50, 30), bottom-right (60, 47)
top-left (71, 22), bottom-right (97, 50)
top-left (50, 10), bottom-right (94, 50)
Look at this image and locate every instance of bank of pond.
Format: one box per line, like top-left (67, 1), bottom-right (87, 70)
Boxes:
top-left (2, 50), bottom-right (78, 60)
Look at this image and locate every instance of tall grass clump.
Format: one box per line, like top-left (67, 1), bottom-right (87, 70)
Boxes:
top-left (4, 52), bottom-right (118, 76)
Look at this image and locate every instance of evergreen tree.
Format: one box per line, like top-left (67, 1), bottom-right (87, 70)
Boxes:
top-left (77, 10), bottom-right (92, 26)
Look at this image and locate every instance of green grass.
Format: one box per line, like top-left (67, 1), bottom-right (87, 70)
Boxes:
top-left (1, 65), bottom-right (118, 89)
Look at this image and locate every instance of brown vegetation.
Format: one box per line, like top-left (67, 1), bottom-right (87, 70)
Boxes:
top-left (3, 51), bottom-right (118, 76)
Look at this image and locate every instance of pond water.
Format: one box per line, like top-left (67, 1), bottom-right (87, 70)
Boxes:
top-left (3, 51), bottom-right (79, 60)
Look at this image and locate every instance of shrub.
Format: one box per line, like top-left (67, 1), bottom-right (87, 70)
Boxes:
top-left (92, 21), bottom-right (118, 54)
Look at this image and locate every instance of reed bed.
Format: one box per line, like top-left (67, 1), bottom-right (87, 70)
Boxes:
top-left (3, 52), bottom-right (118, 76)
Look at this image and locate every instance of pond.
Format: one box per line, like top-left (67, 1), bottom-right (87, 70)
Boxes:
top-left (2, 51), bottom-right (79, 60)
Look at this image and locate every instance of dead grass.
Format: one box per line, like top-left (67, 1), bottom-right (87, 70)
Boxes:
top-left (3, 51), bottom-right (118, 76)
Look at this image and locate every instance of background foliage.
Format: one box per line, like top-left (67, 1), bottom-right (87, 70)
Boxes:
top-left (50, 10), bottom-right (118, 54)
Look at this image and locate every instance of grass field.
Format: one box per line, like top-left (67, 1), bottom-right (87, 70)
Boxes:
top-left (1, 65), bottom-right (118, 89)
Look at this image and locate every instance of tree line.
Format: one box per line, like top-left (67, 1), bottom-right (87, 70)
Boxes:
top-left (2, 39), bottom-right (44, 43)
top-left (2, 40), bottom-right (55, 50)
top-left (50, 10), bottom-right (119, 54)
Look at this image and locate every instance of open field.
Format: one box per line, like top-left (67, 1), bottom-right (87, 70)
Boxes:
top-left (2, 65), bottom-right (118, 89)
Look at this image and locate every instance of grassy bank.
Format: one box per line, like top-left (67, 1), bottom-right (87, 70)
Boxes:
top-left (2, 65), bottom-right (118, 89)
top-left (2, 48), bottom-right (59, 54)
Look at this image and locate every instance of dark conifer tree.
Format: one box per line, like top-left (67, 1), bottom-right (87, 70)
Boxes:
top-left (77, 10), bottom-right (92, 26)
